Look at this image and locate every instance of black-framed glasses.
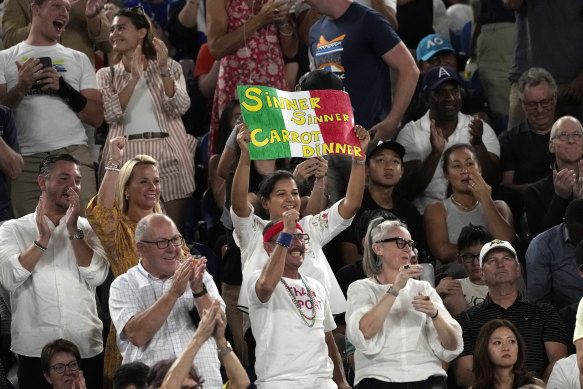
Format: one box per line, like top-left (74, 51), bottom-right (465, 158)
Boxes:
top-left (375, 237), bottom-right (416, 250)
top-left (521, 96), bottom-right (554, 111)
top-left (50, 361), bottom-right (79, 374)
top-left (192, 384), bottom-right (203, 389)
top-left (141, 236), bottom-right (184, 249)
top-left (552, 131), bottom-right (583, 142)
top-left (292, 233), bottom-right (309, 243)
top-left (460, 253), bottom-right (480, 263)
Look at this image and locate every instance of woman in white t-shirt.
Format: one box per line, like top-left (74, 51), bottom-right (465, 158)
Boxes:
top-left (346, 217), bottom-right (463, 387)
top-left (230, 123), bottom-right (369, 314)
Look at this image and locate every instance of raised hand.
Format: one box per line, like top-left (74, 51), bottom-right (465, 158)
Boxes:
top-left (131, 45), bottom-right (146, 79)
top-left (36, 193), bottom-right (51, 246)
top-left (236, 123), bottom-right (251, 153)
top-left (553, 167), bottom-right (576, 199)
top-left (169, 259), bottom-right (194, 299)
top-left (293, 156), bottom-right (328, 181)
top-left (152, 37), bottom-right (169, 73)
top-left (15, 58), bottom-right (43, 92)
top-left (412, 292), bottom-right (438, 318)
top-left (85, 0), bottom-right (106, 18)
top-left (435, 277), bottom-right (462, 297)
top-left (467, 171), bottom-right (491, 203)
top-left (189, 256), bottom-right (208, 293)
top-left (109, 136), bottom-right (127, 162)
top-left (468, 115), bottom-right (484, 146)
top-left (281, 209), bottom-right (300, 233)
top-left (195, 300), bottom-right (219, 342)
top-left (393, 264), bottom-right (423, 291)
top-left (65, 186), bottom-right (82, 232)
top-left (429, 119), bottom-right (446, 155)
top-left (354, 124), bottom-right (370, 157)
top-left (256, 0), bottom-right (291, 27)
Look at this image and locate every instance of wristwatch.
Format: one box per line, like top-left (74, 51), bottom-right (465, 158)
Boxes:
top-left (69, 229), bottom-right (84, 240)
top-left (387, 286), bottom-right (399, 297)
top-left (217, 341), bottom-right (233, 357)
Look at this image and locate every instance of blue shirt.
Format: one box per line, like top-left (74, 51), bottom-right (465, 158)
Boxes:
top-left (526, 223), bottom-right (583, 310)
top-left (0, 105), bottom-right (19, 222)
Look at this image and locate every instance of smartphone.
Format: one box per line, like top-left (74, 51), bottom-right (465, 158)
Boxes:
top-left (38, 57), bottom-right (52, 69)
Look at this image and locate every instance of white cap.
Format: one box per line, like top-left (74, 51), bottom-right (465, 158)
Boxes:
top-left (479, 239), bottom-right (517, 267)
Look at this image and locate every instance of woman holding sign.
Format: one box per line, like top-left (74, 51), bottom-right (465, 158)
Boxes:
top-left (231, 122), bottom-right (369, 315)
top-left (96, 6), bottom-right (196, 232)
top-left (206, 0), bottom-right (298, 156)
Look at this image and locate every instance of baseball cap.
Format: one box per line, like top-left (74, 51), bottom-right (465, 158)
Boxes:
top-left (422, 66), bottom-right (463, 93)
top-left (365, 140), bottom-right (406, 160)
top-left (479, 239), bottom-right (518, 267)
top-left (296, 70), bottom-right (344, 91)
top-left (417, 34), bottom-right (455, 62)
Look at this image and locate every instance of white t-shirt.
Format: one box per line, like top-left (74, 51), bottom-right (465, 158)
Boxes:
top-left (248, 270), bottom-right (336, 389)
top-left (0, 42), bottom-right (96, 155)
top-left (458, 277), bottom-right (488, 308)
top-left (547, 354), bottom-right (580, 389)
top-left (231, 200), bottom-right (350, 314)
top-left (396, 111), bottom-right (500, 214)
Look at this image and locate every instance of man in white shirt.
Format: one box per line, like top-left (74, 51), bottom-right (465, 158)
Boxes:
top-left (0, 153), bottom-right (109, 389)
top-left (397, 66), bottom-right (500, 214)
top-left (109, 214), bottom-right (225, 389)
top-left (248, 210), bottom-right (350, 389)
top-left (0, 0), bottom-right (104, 218)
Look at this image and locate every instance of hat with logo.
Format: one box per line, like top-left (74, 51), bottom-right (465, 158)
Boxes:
top-left (422, 66), bottom-right (463, 93)
top-left (417, 34), bottom-right (455, 62)
top-left (479, 239), bottom-right (518, 267)
top-left (365, 140), bottom-right (406, 161)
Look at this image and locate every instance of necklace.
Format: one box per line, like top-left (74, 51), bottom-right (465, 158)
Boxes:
top-left (451, 194), bottom-right (478, 211)
top-left (280, 274), bottom-right (316, 327)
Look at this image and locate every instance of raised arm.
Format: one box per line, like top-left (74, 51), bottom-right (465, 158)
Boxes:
top-left (338, 125), bottom-right (370, 219)
top-left (231, 124), bottom-right (252, 217)
top-left (96, 136), bottom-right (125, 208)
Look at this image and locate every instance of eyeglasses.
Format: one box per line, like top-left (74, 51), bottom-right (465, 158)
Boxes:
top-left (292, 233), bottom-right (309, 243)
top-left (460, 253), bottom-right (480, 263)
top-left (375, 237), bottom-right (416, 250)
top-left (521, 96), bottom-right (554, 111)
top-left (50, 361), bottom-right (79, 374)
top-left (551, 131), bottom-right (583, 142)
top-left (128, 4), bottom-right (145, 13)
top-left (140, 236), bottom-right (184, 249)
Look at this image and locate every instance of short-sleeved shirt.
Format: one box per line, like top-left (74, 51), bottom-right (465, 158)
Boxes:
top-left (0, 42), bottom-right (96, 154)
top-left (456, 293), bottom-right (568, 377)
top-left (397, 111), bottom-right (500, 214)
top-left (309, 2), bottom-right (401, 130)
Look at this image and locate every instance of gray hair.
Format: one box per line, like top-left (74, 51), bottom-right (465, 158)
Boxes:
top-left (518, 67), bottom-right (557, 99)
top-left (135, 214), bottom-right (174, 242)
top-left (362, 217), bottom-right (408, 278)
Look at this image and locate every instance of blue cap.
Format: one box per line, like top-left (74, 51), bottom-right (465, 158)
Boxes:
top-left (422, 66), bottom-right (463, 92)
top-left (417, 34), bottom-right (455, 62)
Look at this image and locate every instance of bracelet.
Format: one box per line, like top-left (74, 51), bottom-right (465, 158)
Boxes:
top-left (106, 159), bottom-right (121, 169)
top-left (57, 77), bottom-right (88, 113)
top-left (217, 341), bottom-right (233, 358)
top-left (105, 166), bottom-right (121, 172)
top-left (192, 284), bottom-right (208, 298)
top-left (33, 240), bottom-right (47, 251)
top-left (386, 286), bottom-right (399, 297)
top-left (276, 231), bottom-right (293, 248)
top-left (352, 156), bottom-right (366, 165)
top-left (430, 309), bottom-right (439, 319)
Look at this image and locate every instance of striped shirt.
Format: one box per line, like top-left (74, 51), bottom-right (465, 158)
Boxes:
top-left (456, 293), bottom-right (568, 378)
top-left (96, 59), bottom-right (196, 202)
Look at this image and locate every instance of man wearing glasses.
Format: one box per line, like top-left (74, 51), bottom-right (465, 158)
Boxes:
top-left (109, 214), bottom-right (225, 389)
top-left (525, 116), bottom-right (583, 235)
top-left (248, 210), bottom-right (350, 389)
top-left (454, 239), bottom-right (568, 387)
top-left (498, 67), bottom-right (557, 226)
top-left (0, 154), bottom-right (108, 389)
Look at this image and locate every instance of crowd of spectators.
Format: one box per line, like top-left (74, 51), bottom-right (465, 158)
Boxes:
top-left (0, 0), bottom-right (583, 388)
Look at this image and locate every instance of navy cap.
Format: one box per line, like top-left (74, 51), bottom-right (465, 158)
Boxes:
top-left (422, 66), bottom-right (463, 93)
top-left (365, 140), bottom-right (406, 160)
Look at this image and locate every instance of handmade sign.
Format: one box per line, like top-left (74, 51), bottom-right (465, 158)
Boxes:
top-left (237, 85), bottom-right (361, 160)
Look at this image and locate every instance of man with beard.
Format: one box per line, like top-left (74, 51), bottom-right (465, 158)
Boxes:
top-left (397, 66), bottom-right (500, 215)
top-left (248, 210), bottom-right (350, 388)
top-left (0, 154), bottom-right (108, 388)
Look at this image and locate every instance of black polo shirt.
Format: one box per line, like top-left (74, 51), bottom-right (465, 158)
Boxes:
top-left (456, 293), bottom-right (568, 378)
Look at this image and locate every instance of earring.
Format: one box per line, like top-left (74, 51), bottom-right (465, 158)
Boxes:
top-left (376, 259), bottom-right (382, 267)
top-left (125, 195), bottom-right (129, 200)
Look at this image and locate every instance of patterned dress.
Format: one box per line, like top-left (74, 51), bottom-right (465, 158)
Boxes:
top-left (209, 0), bottom-right (288, 155)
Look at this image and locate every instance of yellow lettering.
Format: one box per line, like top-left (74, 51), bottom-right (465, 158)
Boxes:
top-left (270, 130), bottom-right (282, 143)
top-left (302, 145), bottom-right (315, 157)
top-left (250, 128), bottom-right (268, 147)
top-left (241, 87), bottom-right (263, 112)
top-left (310, 131), bottom-right (321, 142)
top-left (335, 113), bottom-right (342, 121)
top-left (284, 98), bottom-right (298, 110)
top-left (282, 130), bottom-right (290, 143)
top-left (346, 145), bottom-right (353, 155)
top-left (291, 131), bottom-right (300, 143)
top-left (343, 114), bottom-right (350, 122)
top-left (314, 115), bottom-right (323, 124)
top-left (324, 114), bottom-right (333, 122)
top-left (266, 91), bottom-right (272, 108)
top-left (272, 97), bottom-right (284, 109)
top-left (310, 97), bottom-right (321, 109)
top-left (291, 111), bottom-right (306, 125)
top-left (323, 143), bottom-right (333, 154)
top-left (353, 146), bottom-right (362, 158)
top-left (301, 132), bottom-right (312, 144)
top-left (298, 99), bottom-right (308, 110)
top-left (336, 143), bottom-right (346, 154)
